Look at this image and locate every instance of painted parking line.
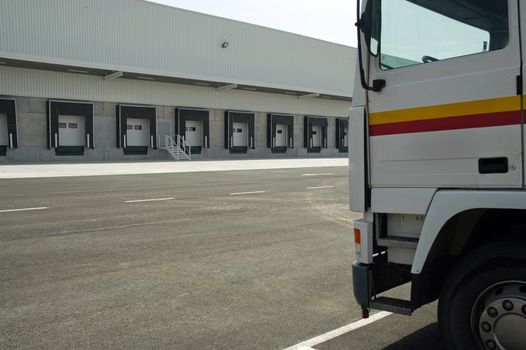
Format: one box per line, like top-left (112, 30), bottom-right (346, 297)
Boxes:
top-left (283, 311), bottom-right (392, 350)
top-left (229, 191), bottom-right (266, 196)
top-left (125, 197), bottom-right (175, 203)
top-left (306, 186), bottom-right (334, 190)
top-left (0, 206), bottom-right (49, 213)
top-left (301, 173), bottom-right (334, 177)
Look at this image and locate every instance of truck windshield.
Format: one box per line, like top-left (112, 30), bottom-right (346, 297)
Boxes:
top-left (379, 0), bottom-right (509, 70)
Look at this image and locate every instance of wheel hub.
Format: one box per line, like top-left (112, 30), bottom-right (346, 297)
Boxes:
top-left (474, 282), bottom-right (526, 350)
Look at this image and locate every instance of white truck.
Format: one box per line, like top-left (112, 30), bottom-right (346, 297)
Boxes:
top-left (351, 1), bottom-right (526, 349)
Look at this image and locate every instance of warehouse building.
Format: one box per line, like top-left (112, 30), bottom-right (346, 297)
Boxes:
top-left (0, 0), bottom-right (355, 161)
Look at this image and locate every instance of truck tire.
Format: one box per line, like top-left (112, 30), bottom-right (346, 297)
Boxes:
top-left (438, 242), bottom-right (526, 350)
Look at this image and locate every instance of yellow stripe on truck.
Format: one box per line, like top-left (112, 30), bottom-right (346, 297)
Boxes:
top-left (369, 96), bottom-right (520, 125)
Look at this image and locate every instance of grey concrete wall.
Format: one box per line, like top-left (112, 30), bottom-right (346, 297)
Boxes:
top-left (1, 96), bottom-right (347, 162)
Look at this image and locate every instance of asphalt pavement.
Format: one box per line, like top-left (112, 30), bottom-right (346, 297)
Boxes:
top-left (0, 165), bottom-right (440, 349)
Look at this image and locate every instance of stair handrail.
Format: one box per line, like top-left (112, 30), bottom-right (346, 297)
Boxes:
top-left (165, 134), bottom-right (191, 160)
top-left (176, 134), bottom-right (192, 159)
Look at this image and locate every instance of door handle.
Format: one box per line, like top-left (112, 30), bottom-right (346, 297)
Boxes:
top-left (478, 157), bottom-right (509, 174)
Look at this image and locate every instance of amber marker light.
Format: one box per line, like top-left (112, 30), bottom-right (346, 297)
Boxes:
top-left (354, 228), bottom-right (361, 255)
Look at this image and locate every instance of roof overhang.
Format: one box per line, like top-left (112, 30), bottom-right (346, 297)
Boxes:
top-left (0, 57), bottom-right (352, 103)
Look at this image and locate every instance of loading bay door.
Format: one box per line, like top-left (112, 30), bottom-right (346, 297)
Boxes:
top-left (58, 115), bottom-right (85, 146)
top-left (127, 118), bottom-right (149, 146)
top-left (275, 124), bottom-right (287, 147)
top-left (233, 122), bottom-right (248, 147)
top-left (0, 113), bottom-right (8, 146)
top-left (185, 120), bottom-right (202, 146)
top-left (311, 125), bottom-right (322, 147)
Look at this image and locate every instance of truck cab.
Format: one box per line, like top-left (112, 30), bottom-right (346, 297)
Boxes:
top-left (350, 1), bottom-right (526, 349)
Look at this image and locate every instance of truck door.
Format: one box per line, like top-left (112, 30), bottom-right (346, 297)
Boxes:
top-left (366, 0), bottom-right (522, 188)
top-left (521, 6), bottom-right (526, 188)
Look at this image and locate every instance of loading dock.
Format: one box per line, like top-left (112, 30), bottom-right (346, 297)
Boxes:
top-left (176, 108), bottom-right (210, 154)
top-left (117, 105), bottom-right (157, 155)
top-left (225, 111), bottom-right (255, 154)
top-left (0, 113), bottom-right (7, 156)
top-left (304, 116), bottom-right (328, 153)
top-left (0, 99), bottom-right (17, 156)
top-left (336, 117), bottom-right (349, 152)
top-left (267, 114), bottom-right (294, 153)
top-left (48, 101), bottom-right (93, 156)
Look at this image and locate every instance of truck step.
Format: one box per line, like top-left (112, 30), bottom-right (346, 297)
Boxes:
top-left (377, 236), bottom-right (418, 249)
top-left (369, 297), bottom-right (416, 316)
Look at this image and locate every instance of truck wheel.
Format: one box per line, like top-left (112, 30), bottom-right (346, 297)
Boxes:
top-left (438, 243), bottom-right (526, 350)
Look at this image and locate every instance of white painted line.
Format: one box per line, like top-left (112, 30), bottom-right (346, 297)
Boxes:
top-left (229, 191), bottom-right (266, 196)
top-left (302, 173), bottom-right (334, 176)
top-left (283, 311), bottom-right (392, 350)
top-left (306, 186), bottom-right (334, 190)
top-left (125, 197), bottom-right (174, 203)
top-left (0, 206), bottom-right (49, 213)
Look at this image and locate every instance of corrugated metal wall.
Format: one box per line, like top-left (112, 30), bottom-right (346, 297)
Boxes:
top-left (0, 66), bottom-right (350, 116)
top-left (0, 0), bottom-right (355, 97)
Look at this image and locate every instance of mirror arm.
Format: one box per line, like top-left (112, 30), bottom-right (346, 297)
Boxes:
top-left (356, 0), bottom-right (384, 92)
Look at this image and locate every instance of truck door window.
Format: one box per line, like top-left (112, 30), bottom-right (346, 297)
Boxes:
top-left (379, 0), bottom-right (509, 70)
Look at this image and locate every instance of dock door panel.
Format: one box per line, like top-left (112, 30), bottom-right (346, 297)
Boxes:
top-left (232, 122), bottom-right (248, 147)
top-left (117, 105), bottom-right (156, 155)
top-left (267, 114), bottom-right (294, 153)
top-left (0, 99), bottom-right (18, 156)
top-left (126, 118), bottom-right (149, 146)
top-left (58, 115), bottom-right (86, 147)
top-left (312, 126), bottom-right (321, 147)
top-left (48, 101), bottom-right (93, 156)
top-left (304, 116), bottom-right (327, 153)
top-left (176, 108), bottom-right (210, 153)
top-left (275, 124), bottom-right (287, 147)
top-left (336, 117), bottom-right (349, 152)
top-left (185, 120), bottom-right (202, 147)
top-left (225, 111), bottom-right (255, 154)
top-left (0, 112), bottom-right (7, 156)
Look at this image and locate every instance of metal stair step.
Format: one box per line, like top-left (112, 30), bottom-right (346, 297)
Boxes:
top-left (369, 296), bottom-right (416, 316)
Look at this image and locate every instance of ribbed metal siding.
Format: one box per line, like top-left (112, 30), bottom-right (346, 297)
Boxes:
top-left (0, 66), bottom-right (351, 117)
top-left (0, 0), bottom-right (354, 96)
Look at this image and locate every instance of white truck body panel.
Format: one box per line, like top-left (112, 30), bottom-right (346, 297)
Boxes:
top-left (349, 106), bottom-right (367, 212)
top-left (411, 190), bottom-right (526, 274)
top-left (370, 125), bottom-right (522, 187)
top-left (367, 2), bottom-right (522, 188)
top-left (371, 188), bottom-right (436, 215)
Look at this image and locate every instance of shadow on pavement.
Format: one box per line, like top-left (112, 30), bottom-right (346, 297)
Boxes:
top-left (382, 323), bottom-right (442, 350)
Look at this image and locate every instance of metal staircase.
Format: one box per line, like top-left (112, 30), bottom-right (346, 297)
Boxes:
top-left (165, 135), bottom-right (192, 160)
